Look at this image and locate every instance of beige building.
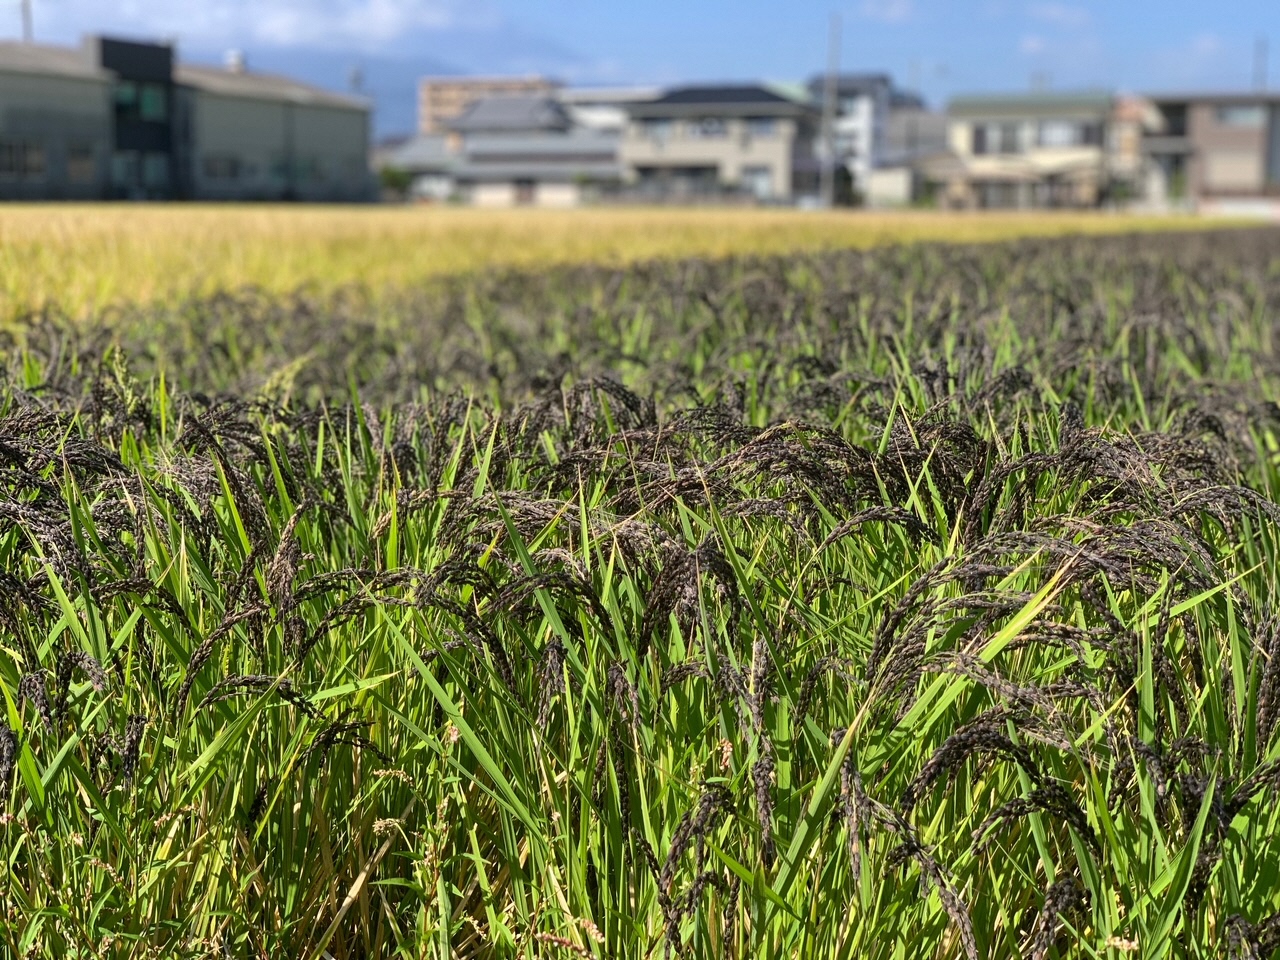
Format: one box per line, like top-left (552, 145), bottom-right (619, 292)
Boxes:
top-left (620, 85), bottom-right (818, 202)
top-left (1143, 93), bottom-right (1280, 214)
top-left (418, 75), bottom-right (558, 134)
top-left (943, 91), bottom-right (1117, 208)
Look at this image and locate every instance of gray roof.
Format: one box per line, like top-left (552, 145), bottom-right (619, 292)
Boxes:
top-left (628, 85), bottom-right (816, 119)
top-left (806, 73), bottom-right (893, 98)
top-left (379, 135), bottom-right (454, 172)
top-left (176, 64), bottom-right (368, 110)
top-left (1145, 90), bottom-right (1280, 105)
top-left (461, 132), bottom-right (620, 180)
top-left (557, 86), bottom-right (660, 106)
top-left (448, 96), bottom-right (572, 133)
top-left (0, 41), bottom-right (108, 80)
top-left (948, 90), bottom-right (1113, 118)
top-left (377, 130), bottom-right (621, 183)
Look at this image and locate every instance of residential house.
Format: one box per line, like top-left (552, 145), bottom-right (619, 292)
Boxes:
top-left (620, 85), bottom-right (819, 202)
top-left (417, 75), bottom-right (559, 134)
top-left (943, 90), bottom-right (1120, 208)
top-left (1142, 92), bottom-right (1280, 215)
top-left (0, 36), bottom-right (372, 201)
top-left (379, 94), bottom-right (621, 207)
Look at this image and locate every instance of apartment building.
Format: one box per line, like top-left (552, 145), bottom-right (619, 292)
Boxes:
top-left (620, 85), bottom-right (818, 202)
top-left (0, 36), bottom-right (372, 201)
top-left (418, 75), bottom-right (559, 134)
top-left (943, 90), bottom-right (1118, 208)
top-left (1142, 93), bottom-right (1280, 214)
top-left (806, 73), bottom-right (895, 197)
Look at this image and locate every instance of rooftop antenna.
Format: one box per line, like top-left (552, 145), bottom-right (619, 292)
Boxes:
top-left (819, 11), bottom-right (841, 209)
top-left (348, 64), bottom-right (364, 94)
top-left (20, 0), bottom-right (32, 42)
top-left (1255, 35), bottom-right (1269, 92)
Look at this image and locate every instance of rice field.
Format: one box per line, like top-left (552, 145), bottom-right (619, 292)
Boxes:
top-left (2, 224), bottom-right (1280, 959)
top-left (0, 204), bottom-right (1231, 318)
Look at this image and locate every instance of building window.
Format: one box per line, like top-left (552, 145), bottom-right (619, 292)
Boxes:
top-left (641, 118), bottom-right (672, 141)
top-left (1039, 121), bottom-right (1078, 147)
top-left (745, 117), bottom-right (776, 138)
top-left (979, 181), bottom-right (1019, 208)
top-left (21, 143), bottom-right (44, 179)
top-left (741, 165), bottom-right (773, 200)
top-left (143, 153), bottom-right (170, 189)
top-left (112, 151), bottom-right (139, 189)
top-left (1037, 121), bottom-right (1104, 148)
top-left (973, 123), bottom-right (1021, 155)
top-left (139, 84), bottom-right (168, 122)
top-left (67, 144), bottom-right (96, 184)
top-left (0, 141), bottom-right (18, 178)
top-left (114, 81), bottom-right (138, 109)
top-left (203, 155), bottom-right (242, 181)
top-left (688, 117), bottom-right (727, 138)
top-left (0, 141), bottom-right (46, 180)
top-left (1216, 105), bottom-right (1266, 128)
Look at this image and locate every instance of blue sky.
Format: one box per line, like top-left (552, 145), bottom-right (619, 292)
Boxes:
top-left (12, 1), bottom-right (1278, 136)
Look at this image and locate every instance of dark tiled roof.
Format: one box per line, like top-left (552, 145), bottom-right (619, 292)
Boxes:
top-left (806, 73), bottom-right (893, 97)
top-left (654, 85), bottom-right (795, 105)
top-left (448, 96), bottom-right (573, 133)
top-left (1145, 90), bottom-right (1280, 105)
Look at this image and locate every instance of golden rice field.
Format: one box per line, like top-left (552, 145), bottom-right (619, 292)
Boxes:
top-left (0, 203), bottom-right (1238, 316)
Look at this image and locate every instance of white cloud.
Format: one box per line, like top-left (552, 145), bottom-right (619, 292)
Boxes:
top-left (35, 0), bottom-right (488, 53)
top-left (1019, 34), bottom-right (1046, 55)
top-left (1028, 3), bottom-right (1091, 28)
top-left (858, 0), bottom-right (914, 24)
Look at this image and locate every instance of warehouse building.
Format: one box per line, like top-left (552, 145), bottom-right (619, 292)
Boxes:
top-left (0, 36), bottom-right (372, 201)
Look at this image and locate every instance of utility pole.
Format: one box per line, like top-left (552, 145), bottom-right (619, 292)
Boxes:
top-left (1255, 35), bottom-right (1269, 92)
top-left (819, 12), bottom-right (841, 209)
top-left (20, 0), bottom-right (32, 42)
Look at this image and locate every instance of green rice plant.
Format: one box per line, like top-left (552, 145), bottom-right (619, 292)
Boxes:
top-left (0, 229), bottom-right (1278, 958)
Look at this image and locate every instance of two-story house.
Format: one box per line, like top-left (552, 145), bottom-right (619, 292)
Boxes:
top-left (1142, 93), bottom-right (1280, 214)
top-left (379, 94), bottom-right (622, 207)
top-left (619, 85), bottom-right (818, 203)
top-left (943, 90), bottom-right (1115, 208)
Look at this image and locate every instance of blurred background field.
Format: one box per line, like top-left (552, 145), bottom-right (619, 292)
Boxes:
top-left (0, 205), bottom-right (1233, 317)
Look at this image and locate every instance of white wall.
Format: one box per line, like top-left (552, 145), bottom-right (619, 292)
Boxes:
top-left (472, 182), bottom-right (516, 207)
top-left (534, 182), bottom-right (580, 207)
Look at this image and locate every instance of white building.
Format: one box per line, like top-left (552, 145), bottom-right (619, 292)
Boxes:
top-left (806, 73), bottom-right (895, 198)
